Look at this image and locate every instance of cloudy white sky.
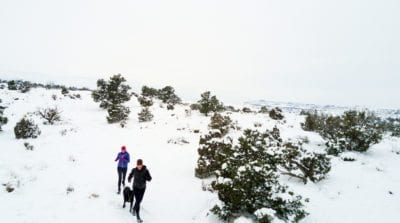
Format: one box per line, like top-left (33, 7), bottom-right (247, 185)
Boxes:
top-left (0, 0), bottom-right (399, 108)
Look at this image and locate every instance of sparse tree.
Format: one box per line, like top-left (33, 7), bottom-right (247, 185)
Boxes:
top-left (157, 86), bottom-right (181, 106)
top-left (269, 107), bottom-right (284, 120)
top-left (190, 103), bottom-right (201, 111)
top-left (92, 74), bottom-right (131, 109)
top-left (208, 113), bottom-right (233, 136)
top-left (37, 107), bottom-right (62, 125)
top-left (7, 80), bottom-right (18, 90)
top-left (0, 99), bottom-right (8, 131)
top-left (107, 104), bottom-right (130, 127)
top-left (242, 107), bottom-right (252, 113)
top-left (61, 86), bottom-right (69, 95)
top-left (279, 142), bottom-right (331, 184)
top-left (92, 74), bottom-right (132, 126)
top-left (141, 86), bottom-right (159, 97)
top-left (301, 110), bottom-right (325, 132)
top-left (138, 96), bottom-right (153, 107)
top-left (259, 106), bottom-right (269, 114)
top-left (7, 80), bottom-right (31, 93)
top-left (198, 91), bottom-right (224, 116)
top-left (138, 107), bottom-right (154, 122)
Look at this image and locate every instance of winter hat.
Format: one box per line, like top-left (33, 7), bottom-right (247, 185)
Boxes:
top-left (121, 146), bottom-right (127, 151)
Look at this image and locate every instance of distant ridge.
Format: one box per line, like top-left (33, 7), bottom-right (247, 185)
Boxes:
top-left (245, 99), bottom-right (400, 118)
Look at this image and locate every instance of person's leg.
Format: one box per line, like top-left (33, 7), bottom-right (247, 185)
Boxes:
top-left (117, 167), bottom-right (123, 192)
top-left (122, 167), bottom-right (127, 187)
top-left (133, 188), bottom-right (146, 219)
top-left (130, 190), bottom-right (134, 213)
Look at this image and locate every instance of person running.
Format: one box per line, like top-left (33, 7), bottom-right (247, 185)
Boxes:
top-left (115, 145), bottom-right (130, 194)
top-left (128, 159), bottom-right (152, 223)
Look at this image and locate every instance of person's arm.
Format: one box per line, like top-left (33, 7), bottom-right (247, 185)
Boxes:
top-left (128, 169), bottom-right (134, 182)
top-left (127, 153), bottom-right (130, 163)
top-left (115, 153), bottom-right (120, 162)
top-left (146, 169), bottom-right (152, 182)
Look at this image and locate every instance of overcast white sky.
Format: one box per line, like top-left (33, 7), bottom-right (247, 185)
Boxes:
top-left (0, 0), bottom-right (399, 108)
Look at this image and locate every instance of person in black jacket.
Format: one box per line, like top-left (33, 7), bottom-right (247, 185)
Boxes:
top-left (128, 159), bottom-right (152, 223)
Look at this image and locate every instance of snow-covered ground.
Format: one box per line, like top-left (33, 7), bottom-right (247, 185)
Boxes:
top-left (1, 86), bottom-right (399, 223)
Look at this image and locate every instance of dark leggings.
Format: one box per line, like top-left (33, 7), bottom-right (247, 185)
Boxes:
top-left (117, 167), bottom-right (127, 190)
top-left (133, 187), bottom-right (146, 218)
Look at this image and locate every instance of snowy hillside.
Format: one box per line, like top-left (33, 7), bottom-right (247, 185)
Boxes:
top-left (1, 83), bottom-right (400, 223)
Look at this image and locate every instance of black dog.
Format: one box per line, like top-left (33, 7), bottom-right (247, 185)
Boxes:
top-left (122, 186), bottom-right (134, 213)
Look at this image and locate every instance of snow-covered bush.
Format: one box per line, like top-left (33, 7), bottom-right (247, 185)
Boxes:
top-left (241, 107), bottom-right (252, 113)
top-left (167, 137), bottom-right (190, 145)
top-left (167, 104), bottom-right (174, 110)
top-left (195, 113), bottom-right (234, 178)
top-left (299, 110), bottom-right (309, 116)
top-left (14, 117), bottom-right (41, 139)
top-left (382, 117), bottom-right (400, 137)
top-left (301, 110), bottom-right (325, 132)
top-left (280, 142), bottom-right (331, 184)
top-left (7, 80), bottom-right (18, 90)
top-left (324, 111), bottom-right (382, 154)
top-left (0, 99), bottom-right (8, 131)
top-left (24, 142), bottom-right (34, 150)
top-left (7, 80), bottom-right (31, 93)
top-left (259, 106), bottom-right (269, 114)
top-left (20, 83), bottom-right (31, 93)
top-left (37, 107), bottom-right (62, 125)
top-left (254, 122), bottom-right (262, 128)
top-left (211, 129), bottom-right (307, 223)
top-left (271, 126), bottom-right (282, 142)
top-left (66, 185), bottom-right (74, 194)
top-left (195, 131), bottom-right (233, 178)
top-left (138, 107), bottom-right (153, 122)
top-left (107, 104), bottom-right (130, 127)
top-left (224, 105), bottom-right (239, 113)
top-left (269, 107), bottom-right (284, 120)
top-left (137, 96), bottom-right (153, 107)
top-left (5, 184), bottom-right (15, 193)
top-left (198, 91), bottom-right (224, 116)
top-left (325, 111), bottom-right (383, 154)
top-left (72, 93), bottom-right (81, 99)
top-left (302, 110), bottom-right (384, 155)
top-left (61, 86), bottom-right (69, 95)
top-left (208, 113), bottom-right (233, 136)
top-left (190, 103), bottom-right (201, 111)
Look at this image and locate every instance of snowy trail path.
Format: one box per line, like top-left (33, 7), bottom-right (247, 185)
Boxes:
top-left (67, 97), bottom-right (215, 223)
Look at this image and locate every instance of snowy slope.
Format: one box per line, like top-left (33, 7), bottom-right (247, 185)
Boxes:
top-left (1, 86), bottom-right (400, 223)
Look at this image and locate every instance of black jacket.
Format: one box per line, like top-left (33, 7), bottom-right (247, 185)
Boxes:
top-left (128, 165), bottom-right (152, 189)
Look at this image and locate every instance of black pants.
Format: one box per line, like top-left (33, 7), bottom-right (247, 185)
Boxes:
top-left (133, 187), bottom-right (146, 219)
top-left (117, 167), bottom-right (127, 190)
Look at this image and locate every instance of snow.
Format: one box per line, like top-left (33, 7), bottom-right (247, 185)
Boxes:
top-left (254, 207), bottom-right (275, 217)
top-left (234, 216), bottom-right (253, 223)
top-left (1, 86), bottom-right (400, 223)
